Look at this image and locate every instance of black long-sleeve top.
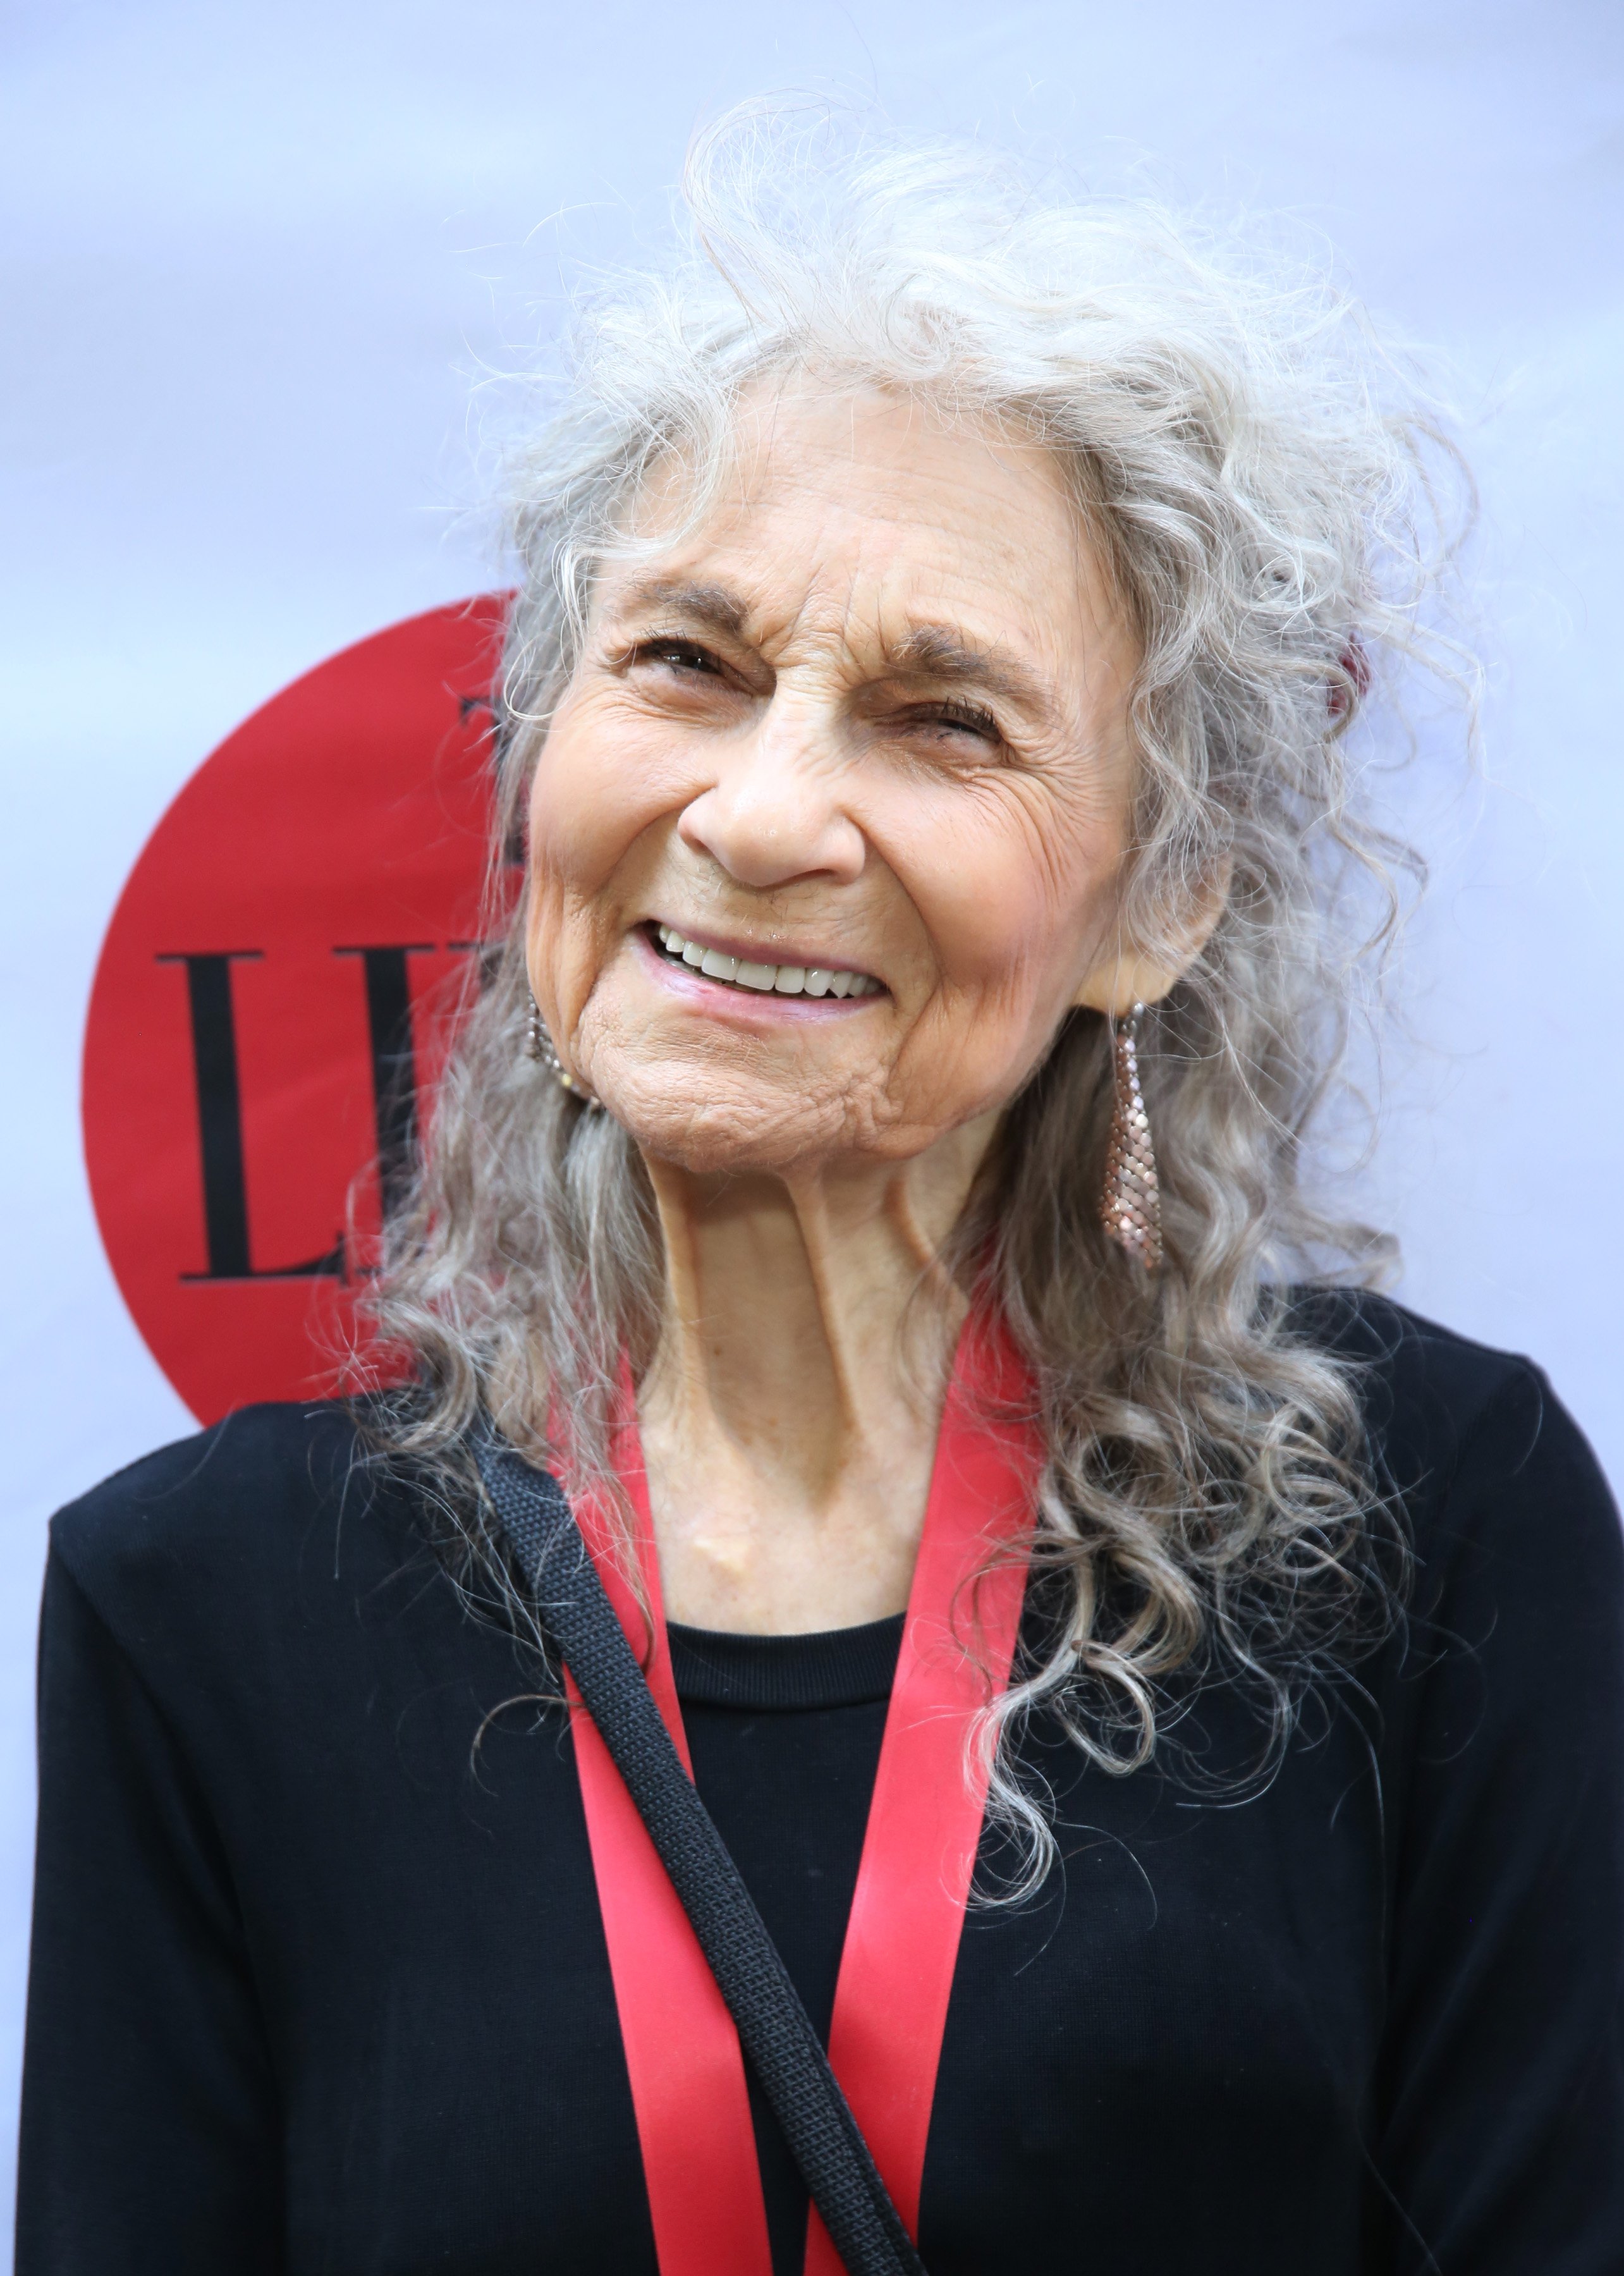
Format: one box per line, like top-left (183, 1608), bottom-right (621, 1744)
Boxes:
top-left (16, 1295), bottom-right (1624, 2273)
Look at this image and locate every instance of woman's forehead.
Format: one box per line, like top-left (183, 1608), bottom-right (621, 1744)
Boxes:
top-left (601, 383), bottom-right (1130, 677)
top-left (633, 380), bottom-right (1075, 556)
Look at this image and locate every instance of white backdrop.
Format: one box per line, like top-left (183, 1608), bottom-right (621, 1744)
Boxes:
top-left (3, 0), bottom-right (1621, 2249)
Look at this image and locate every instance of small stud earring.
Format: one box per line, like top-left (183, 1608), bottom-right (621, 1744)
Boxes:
top-left (1100, 1003), bottom-right (1162, 1271)
top-left (527, 995), bottom-right (602, 1110)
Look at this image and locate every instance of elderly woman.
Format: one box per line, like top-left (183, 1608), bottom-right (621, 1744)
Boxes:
top-left (18, 124), bottom-right (1623, 2276)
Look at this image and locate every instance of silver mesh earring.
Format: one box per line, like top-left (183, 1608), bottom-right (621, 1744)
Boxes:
top-left (1100, 1004), bottom-right (1162, 1271)
top-left (527, 994), bottom-right (602, 1110)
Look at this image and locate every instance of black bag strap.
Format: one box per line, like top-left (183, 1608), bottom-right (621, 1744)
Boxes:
top-left (472, 1425), bottom-right (929, 2276)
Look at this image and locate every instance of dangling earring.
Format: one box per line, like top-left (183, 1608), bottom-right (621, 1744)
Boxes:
top-left (527, 994), bottom-right (602, 1110)
top-left (1101, 1003), bottom-right (1162, 1271)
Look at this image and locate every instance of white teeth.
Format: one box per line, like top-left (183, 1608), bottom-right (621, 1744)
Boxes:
top-left (653, 928), bottom-right (878, 1001)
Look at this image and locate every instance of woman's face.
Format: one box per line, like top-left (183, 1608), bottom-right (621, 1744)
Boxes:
top-left (526, 382), bottom-right (1142, 1175)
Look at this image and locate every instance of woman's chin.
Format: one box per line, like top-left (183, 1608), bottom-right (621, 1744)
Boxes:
top-left (588, 1056), bottom-right (896, 1177)
top-left (602, 1087), bottom-right (849, 1176)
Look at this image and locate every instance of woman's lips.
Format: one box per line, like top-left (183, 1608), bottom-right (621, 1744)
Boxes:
top-left (644, 921), bottom-right (884, 1001)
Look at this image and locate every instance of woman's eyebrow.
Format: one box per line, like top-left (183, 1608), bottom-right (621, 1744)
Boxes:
top-left (606, 583), bottom-right (1055, 718)
top-left (611, 575), bottom-right (751, 638)
top-left (887, 623), bottom-right (1056, 719)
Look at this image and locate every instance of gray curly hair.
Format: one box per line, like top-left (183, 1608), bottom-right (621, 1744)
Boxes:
top-left (369, 109), bottom-right (1469, 1892)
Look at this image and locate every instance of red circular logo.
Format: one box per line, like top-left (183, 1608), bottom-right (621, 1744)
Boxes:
top-left (83, 597), bottom-right (510, 1424)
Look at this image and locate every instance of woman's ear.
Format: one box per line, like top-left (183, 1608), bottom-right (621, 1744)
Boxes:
top-left (1071, 860), bottom-right (1231, 1017)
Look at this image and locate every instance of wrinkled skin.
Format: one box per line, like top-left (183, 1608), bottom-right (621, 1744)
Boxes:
top-left (528, 386), bottom-right (1146, 1175)
top-left (525, 384), bottom-right (1187, 1630)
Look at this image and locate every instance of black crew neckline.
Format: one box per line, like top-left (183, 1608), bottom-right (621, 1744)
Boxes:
top-left (666, 1613), bottom-right (904, 1711)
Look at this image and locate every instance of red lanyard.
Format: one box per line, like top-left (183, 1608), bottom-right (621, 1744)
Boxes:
top-left (565, 1315), bottom-right (1038, 2275)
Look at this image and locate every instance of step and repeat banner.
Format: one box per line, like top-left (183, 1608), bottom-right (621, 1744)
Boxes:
top-left (82, 599), bottom-right (506, 1424)
top-left (6, 3), bottom-right (1619, 2258)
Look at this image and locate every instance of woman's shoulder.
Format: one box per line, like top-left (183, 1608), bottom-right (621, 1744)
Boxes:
top-left (47, 1399), bottom-right (418, 1655)
top-left (1291, 1283), bottom-right (1546, 1428)
top-left (1294, 1285), bottom-right (1621, 1628)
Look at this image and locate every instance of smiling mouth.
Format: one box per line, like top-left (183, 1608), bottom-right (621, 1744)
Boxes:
top-left (649, 923), bottom-right (884, 1000)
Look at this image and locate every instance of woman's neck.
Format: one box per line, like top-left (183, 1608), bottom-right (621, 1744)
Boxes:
top-left (636, 1114), bottom-right (998, 1633)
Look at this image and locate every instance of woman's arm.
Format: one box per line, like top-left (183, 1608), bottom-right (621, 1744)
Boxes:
top-left (16, 1548), bottom-right (283, 2275)
top-left (1374, 1357), bottom-right (1624, 2273)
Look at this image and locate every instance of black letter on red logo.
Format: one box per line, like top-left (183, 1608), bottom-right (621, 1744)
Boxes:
top-left (333, 945), bottom-right (434, 1224)
top-left (161, 951), bottom-right (345, 1281)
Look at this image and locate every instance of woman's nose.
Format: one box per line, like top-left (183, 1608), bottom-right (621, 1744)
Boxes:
top-left (676, 716), bottom-right (866, 890)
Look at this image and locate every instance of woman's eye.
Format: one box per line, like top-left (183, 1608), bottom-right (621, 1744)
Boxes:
top-left (633, 637), bottom-right (721, 678)
top-left (903, 702), bottom-right (1003, 747)
top-left (941, 704), bottom-right (1000, 740)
